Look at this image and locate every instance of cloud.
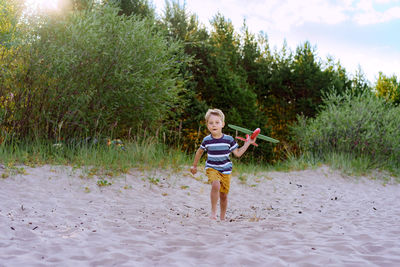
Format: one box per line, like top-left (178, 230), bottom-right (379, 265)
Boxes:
top-left (227, 0), bottom-right (350, 32)
top-left (152, 0), bottom-right (400, 81)
top-left (153, 0), bottom-right (351, 32)
top-left (374, 0), bottom-right (400, 4)
top-left (242, 0), bottom-right (400, 31)
top-left (354, 2), bottom-right (400, 25)
top-left (153, 0), bottom-right (400, 30)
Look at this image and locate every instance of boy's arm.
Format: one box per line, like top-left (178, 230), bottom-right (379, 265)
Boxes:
top-left (190, 148), bottom-right (204, 174)
top-left (232, 136), bottom-right (256, 157)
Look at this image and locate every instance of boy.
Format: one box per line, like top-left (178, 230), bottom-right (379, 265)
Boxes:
top-left (190, 109), bottom-right (256, 220)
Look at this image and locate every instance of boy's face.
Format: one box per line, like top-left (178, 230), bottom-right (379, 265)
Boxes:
top-left (207, 114), bottom-right (224, 137)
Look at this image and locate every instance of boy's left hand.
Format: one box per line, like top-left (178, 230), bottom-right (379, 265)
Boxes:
top-left (245, 134), bottom-right (257, 145)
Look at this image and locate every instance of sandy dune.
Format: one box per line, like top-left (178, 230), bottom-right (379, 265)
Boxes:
top-left (1, 165), bottom-right (399, 266)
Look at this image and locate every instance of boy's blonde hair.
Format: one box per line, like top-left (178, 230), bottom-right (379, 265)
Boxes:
top-left (205, 108), bottom-right (225, 123)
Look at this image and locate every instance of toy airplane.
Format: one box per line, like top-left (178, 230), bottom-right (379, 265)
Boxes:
top-left (228, 124), bottom-right (279, 146)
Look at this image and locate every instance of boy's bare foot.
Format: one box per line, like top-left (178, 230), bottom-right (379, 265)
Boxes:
top-left (210, 212), bottom-right (217, 220)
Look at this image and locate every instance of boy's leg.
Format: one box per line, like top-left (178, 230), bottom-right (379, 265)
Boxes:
top-left (219, 192), bottom-right (228, 220)
top-left (210, 180), bottom-right (220, 219)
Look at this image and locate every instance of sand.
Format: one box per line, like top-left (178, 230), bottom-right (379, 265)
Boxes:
top-left (1, 164), bottom-right (399, 266)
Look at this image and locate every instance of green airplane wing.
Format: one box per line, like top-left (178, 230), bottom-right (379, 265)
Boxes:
top-left (228, 124), bottom-right (279, 143)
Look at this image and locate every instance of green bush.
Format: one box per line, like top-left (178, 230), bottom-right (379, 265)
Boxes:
top-left (293, 90), bottom-right (400, 170)
top-left (0, 4), bottom-right (185, 141)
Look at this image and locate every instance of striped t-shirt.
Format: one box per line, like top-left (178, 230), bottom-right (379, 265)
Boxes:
top-left (200, 134), bottom-right (238, 174)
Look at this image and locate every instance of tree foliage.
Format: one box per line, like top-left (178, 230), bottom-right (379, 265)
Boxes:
top-left (159, 5), bottom-right (271, 158)
top-left (1, 0), bottom-right (390, 164)
top-left (109, 0), bottom-right (155, 18)
top-left (293, 90), bottom-right (400, 166)
top-left (0, 4), bottom-right (185, 141)
top-left (375, 72), bottom-right (400, 105)
top-left (0, 0), bottom-right (24, 48)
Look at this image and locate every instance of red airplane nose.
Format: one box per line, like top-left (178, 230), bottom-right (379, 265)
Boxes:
top-left (251, 128), bottom-right (260, 139)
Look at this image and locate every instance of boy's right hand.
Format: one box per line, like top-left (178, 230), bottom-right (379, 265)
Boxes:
top-left (190, 166), bottom-right (197, 175)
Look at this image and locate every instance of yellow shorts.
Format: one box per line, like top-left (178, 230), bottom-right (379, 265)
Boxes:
top-left (206, 168), bottom-right (231, 194)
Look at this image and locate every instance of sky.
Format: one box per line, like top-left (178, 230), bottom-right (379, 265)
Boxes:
top-left (152, 0), bottom-right (400, 84)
